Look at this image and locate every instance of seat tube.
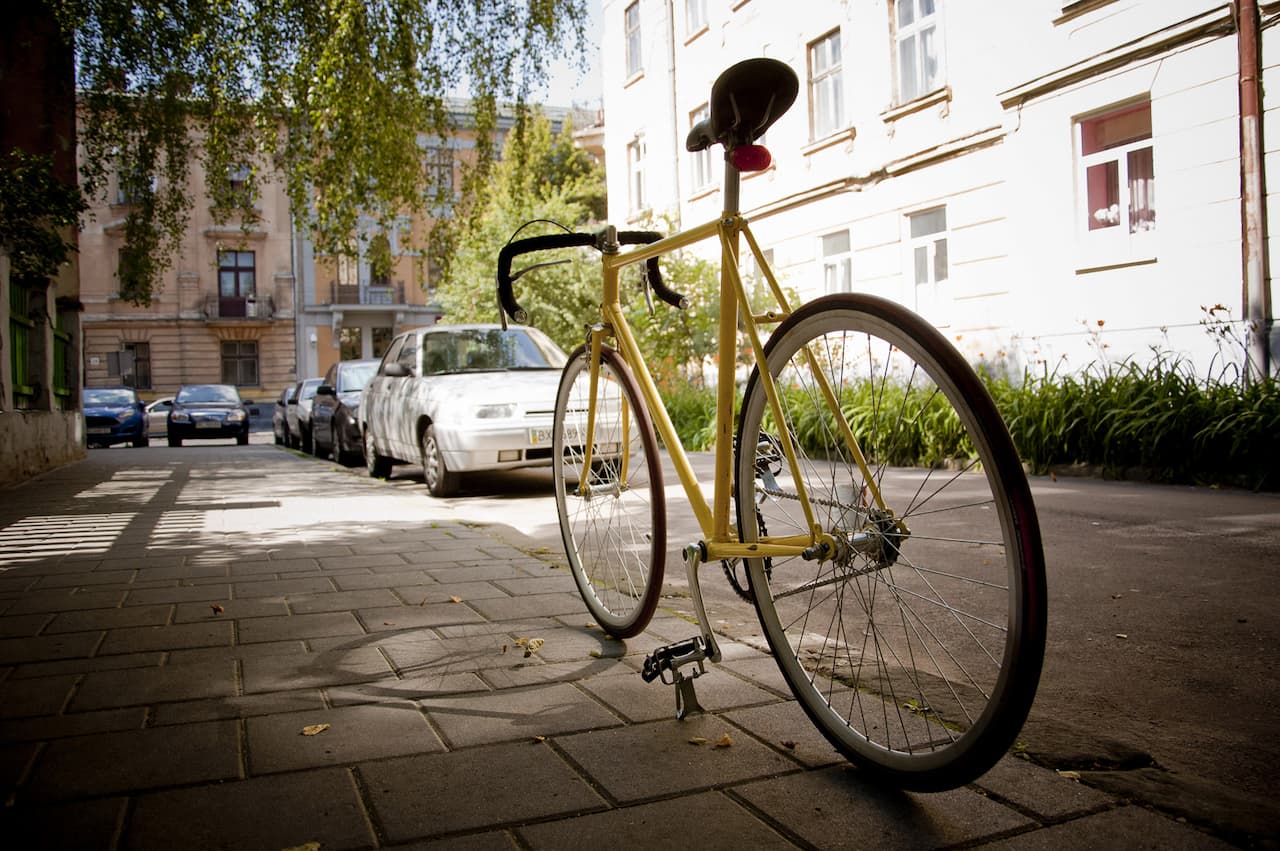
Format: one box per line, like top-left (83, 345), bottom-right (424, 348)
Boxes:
top-left (713, 158), bottom-right (743, 541)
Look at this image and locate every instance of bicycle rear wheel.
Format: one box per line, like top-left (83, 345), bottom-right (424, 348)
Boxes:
top-left (735, 294), bottom-right (1046, 791)
top-left (554, 344), bottom-right (666, 638)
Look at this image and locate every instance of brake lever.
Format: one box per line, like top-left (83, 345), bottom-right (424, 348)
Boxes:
top-left (501, 259), bottom-right (572, 329)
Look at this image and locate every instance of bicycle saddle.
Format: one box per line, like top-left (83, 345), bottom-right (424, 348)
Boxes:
top-left (686, 58), bottom-right (799, 153)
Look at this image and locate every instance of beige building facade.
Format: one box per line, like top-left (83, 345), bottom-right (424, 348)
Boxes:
top-left (79, 144), bottom-right (298, 407)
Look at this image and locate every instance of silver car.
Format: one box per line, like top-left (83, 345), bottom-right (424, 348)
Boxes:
top-left (361, 324), bottom-right (568, 496)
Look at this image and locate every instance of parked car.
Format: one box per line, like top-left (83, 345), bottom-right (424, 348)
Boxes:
top-left (312, 358), bottom-right (379, 465)
top-left (272, 384), bottom-right (297, 446)
top-left (145, 397), bottom-right (174, 436)
top-left (167, 384), bottom-right (250, 446)
top-left (361, 324), bottom-right (568, 496)
top-left (83, 387), bottom-right (149, 448)
top-left (286, 378), bottom-right (323, 453)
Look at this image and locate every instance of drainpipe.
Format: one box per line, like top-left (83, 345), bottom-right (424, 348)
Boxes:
top-left (1238, 0), bottom-right (1271, 379)
top-left (666, 0), bottom-right (682, 230)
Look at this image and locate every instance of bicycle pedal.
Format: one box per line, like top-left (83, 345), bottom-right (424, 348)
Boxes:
top-left (641, 637), bottom-right (706, 683)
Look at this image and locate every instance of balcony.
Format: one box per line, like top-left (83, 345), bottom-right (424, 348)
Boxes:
top-left (328, 281), bottom-right (406, 306)
top-left (204, 294), bottom-right (276, 320)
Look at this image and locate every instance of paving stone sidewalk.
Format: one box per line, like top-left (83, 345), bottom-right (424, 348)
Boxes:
top-left (0, 445), bottom-right (1233, 849)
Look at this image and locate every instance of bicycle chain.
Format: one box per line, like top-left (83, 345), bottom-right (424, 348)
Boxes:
top-left (721, 510), bottom-right (771, 602)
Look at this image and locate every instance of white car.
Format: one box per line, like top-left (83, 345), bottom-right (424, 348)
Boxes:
top-left (145, 397), bottom-right (174, 436)
top-left (361, 324), bottom-right (568, 496)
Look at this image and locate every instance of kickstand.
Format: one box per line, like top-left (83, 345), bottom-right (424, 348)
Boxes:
top-left (673, 670), bottom-right (705, 719)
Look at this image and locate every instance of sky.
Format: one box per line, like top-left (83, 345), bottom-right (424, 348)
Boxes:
top-left (537, 0), bottom-right (603, 109)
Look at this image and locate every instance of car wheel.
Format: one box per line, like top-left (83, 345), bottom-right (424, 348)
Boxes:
top-left (133, 434), bottom-right (149, 448)
top-left (335, 430), bottom-right (358, 467)
top-left (421, 425), bottom-right (459, 498)
top-left (273, 427), bottom-right (284, 446)
top-left (237, 430), bottom-right (249, 446)
top-left (168, 435), bottom-right (181, 447)
top-left (365, 427), bottom-right (392, 479)
top-left (300, 426), bottom-right (313, 454)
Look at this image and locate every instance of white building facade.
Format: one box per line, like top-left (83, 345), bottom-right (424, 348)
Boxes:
top-left (600, 0), bottom-right (1279, 377)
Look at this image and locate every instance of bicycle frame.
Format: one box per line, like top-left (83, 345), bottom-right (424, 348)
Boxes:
top-left (578, 163), bottom-right (893, 568)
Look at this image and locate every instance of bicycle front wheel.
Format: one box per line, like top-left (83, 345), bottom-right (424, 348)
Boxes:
top-left (735, 294), bottom-right (1046, 791)
top-left (554, 344), bottom-right (666, 638)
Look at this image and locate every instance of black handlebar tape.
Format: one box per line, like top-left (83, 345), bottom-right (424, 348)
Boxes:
top-left (617, 231), bottom-right (688, 310)
top-left (496, 232), bottom-right (596, 323)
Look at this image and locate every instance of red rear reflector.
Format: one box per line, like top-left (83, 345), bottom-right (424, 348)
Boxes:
top-left (731, 145), bottom-right (772, 172)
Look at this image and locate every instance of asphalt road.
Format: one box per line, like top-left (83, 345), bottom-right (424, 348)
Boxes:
top-left (93, 433), bottom-right (1280, 842)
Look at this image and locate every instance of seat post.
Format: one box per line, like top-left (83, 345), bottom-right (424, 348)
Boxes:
top-left (722, 155), bottom-right (742, 216)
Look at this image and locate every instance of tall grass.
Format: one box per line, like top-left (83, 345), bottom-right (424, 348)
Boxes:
top-left (658, 354), bottom-right (1279, 490)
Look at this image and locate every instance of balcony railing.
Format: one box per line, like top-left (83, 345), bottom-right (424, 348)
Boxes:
top-left (204, 294), bottom-right (276, 320)
top-left (329, 281), bottom-right (405, 306)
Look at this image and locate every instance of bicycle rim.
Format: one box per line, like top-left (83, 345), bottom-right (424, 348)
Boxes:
top-left (554, 345), bottom-right (666, 638)
top-left (735, 294), bottom-right (1046, 790)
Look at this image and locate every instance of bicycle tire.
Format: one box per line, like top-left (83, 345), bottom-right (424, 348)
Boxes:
top-left (554, 344), bottom-right (666, 638)
top-left (735, 294), bottom-right (1046, 791)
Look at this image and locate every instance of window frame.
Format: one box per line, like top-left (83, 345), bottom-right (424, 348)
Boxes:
top-left (627, 136), bottom-right (648, 214)
top-left (685, 0), bottom-right (708, 38)
top-left (906, 205), bottom-right (950, 324)
top-left (1075, 99), bottom-right (1156, 263)
top-left (220, 340), bottom-right (259, 387)
top-left (625, 2), bottom-right (643, 78)
top-left (808, 29), bottom-right (845, 141)
top-left (893, 0), bottom-right (946, 105)
top-left (821, 229), bottom-right (852, 295)
top-left (217, 249), bottom-right (257, 318)
top-left (689, 104), bottom-right (715, 193)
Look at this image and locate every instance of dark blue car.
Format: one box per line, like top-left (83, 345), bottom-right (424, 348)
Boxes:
top-left (83, 387), bottom-right (149, 448)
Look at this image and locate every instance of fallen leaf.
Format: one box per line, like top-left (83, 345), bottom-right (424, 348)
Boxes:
top-left (1058, 770), bottom-right (1082, 781)
top-left (301, 723), bottom-right (331, 737)
top-left (383, 621), bottom-right (396, 626)
top-left (532, 735), bottom-right (547, 743)
top-left (1115, 633), bottom-right (1129, 639)
top-left (588, 650), bottom-right (602, 658)
top-left (523, 638), bottom-right (545, 658)
top-left (688, 737), bottom-right (708, 746)
top-left (585, 622), bottom-right (599, 630)
top-left (781, 740), bottom-right (797, 749)
top-left (1050, 471), bottom-right (1058, 482)
top-left (282, 843), bottom-right (321, 851)
top-left (210, 604), bottom-right (224, 615)
top-left (714, 733), bottom-right (734, 748)
top-left (449, 596), bottom-right (463, 603)
top-left (502, 644), bottom-right (509, 654)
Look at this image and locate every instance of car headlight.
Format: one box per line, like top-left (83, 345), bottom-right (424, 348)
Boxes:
top-left (171, 411), bottom-right (191, 423)
top-left (115, 410), bottom-right (134, 423)
top-left (227, 410), bottom-right (247, 422)
top-left (474, 403), bottom-right (517, 419)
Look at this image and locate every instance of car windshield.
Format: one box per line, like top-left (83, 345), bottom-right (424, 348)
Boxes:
top-left (421, 328), bottom-right (567, 375)
top-left (176, 385), bottom-right (240, 404)
top-left (337, 363), bottom-right (377, 392)
top-left (84, 388), bottom-right (137, 406)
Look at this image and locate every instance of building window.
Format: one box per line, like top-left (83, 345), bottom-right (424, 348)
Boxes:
top-left (225, 163), bottom-right (253, 205)
top-left (340, 327), bottom-right (363, 361)
top-left (908, 206), bottom-right (949, 320)
top-left (1079, 101), bottom-right (1154, 237)
top-left (690, 105), bottom-right (714, 191)
top-left (8, 280), bottom-right (37, 408)
top-left (686, 0), bottom-right (707, 35)
top-left (115, 164), bottom-right (155, 206)
top-left (822, 230), bottom-right (851, 294)
top-left (425, 145), bottom-right (454, 207)
top-left (895, 0), bottom-right (944, 104)
top-left (625, 2), bottom-right (642, 77)
top-left (220, 340), bottom-right (259, 386)
top-left (809, 30), bottom-right (844, 140)
top-left (372, 327), bottom-right (394, 359)
top-left (107, 342), bottom-right (152, 389)
top-left (627, 137), bottom-right (647, 214)
top-left (217, 250), bottom-right (256, 318)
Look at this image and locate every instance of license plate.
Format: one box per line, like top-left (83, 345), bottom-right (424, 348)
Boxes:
top-left (530, 425), bottom-right (581, 445)
top-left (196, 420), bottom-right (222, 429)
top-left (88, 427), bottom-right (110, 435)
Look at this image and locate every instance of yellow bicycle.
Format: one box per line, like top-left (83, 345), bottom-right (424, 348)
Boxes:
top-left (496, 58), bottom-right (1046, 791)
